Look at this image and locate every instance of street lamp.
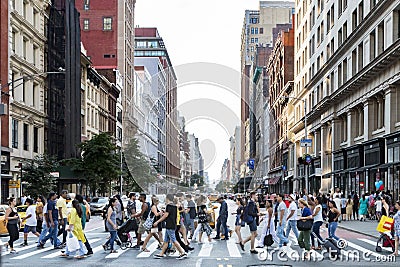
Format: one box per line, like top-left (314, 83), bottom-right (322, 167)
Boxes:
top-left (281, 96), bottom-right (309, 194)
top-left (0, 69), bottom-right (65, 202)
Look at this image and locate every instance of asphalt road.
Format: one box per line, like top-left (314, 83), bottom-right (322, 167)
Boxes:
top-left (0, 200), bottom-right (398, 267)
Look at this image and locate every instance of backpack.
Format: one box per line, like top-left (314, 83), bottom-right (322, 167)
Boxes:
top-left (242, 203), bottom-right (254, 224)
top-left (263, 229), bottom-right (274, 246)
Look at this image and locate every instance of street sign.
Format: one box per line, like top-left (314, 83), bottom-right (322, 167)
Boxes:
top-left (248, 159), bottom-right (255, 170)
top-left (282, 165), bottom-right (287, 171)
top-left (300, 139), bottom-right (312, 147)
top-left (9, 180), bottom-right (20, 188)
top-left (304, 154), bottom-right (312, 164)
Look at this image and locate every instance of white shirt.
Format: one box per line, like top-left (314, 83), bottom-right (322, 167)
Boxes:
top-left (277, 202), bottom-right (288, 224)
top-left (42, 204), bottom-right (48, 226)
top-left (287, 202), bottom-right (298, 221)
top-left (375, 200), bottom-right (382, 212)
top-left (313, 204), bottom-right (324, 222)
top-left (25, 205), bottom-right (37, 226)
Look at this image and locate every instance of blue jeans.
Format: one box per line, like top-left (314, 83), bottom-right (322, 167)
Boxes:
top-left (328, 222), bottom-right (339, 241)
top-left (311, 221), bottom-right (323, 247)
top-left (277, 223), bottom-right (289, 247)
top-left (105, 230), bottom-right (117, 250)
top-left (216, 217), bottom-right (228, 238)
top-left (285, 220), bottom-right (299, 239)
top-left (185, 217), bottom-right (195, 235)
top-left (41, 220), bottom-right (59, 248)
top-left (58, 218), bottom-right (68, 243)
top-left (38, 223), bottom-right (61, 246)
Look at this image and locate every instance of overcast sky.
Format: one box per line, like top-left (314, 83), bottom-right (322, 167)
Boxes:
top-left (135, 0), bottom-right (260, 184)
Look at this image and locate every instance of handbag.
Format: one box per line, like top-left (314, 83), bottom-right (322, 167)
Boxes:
top-left (143, 213), bottom-right (155, 231)
top-left (66, 232), bottom-right (80, 251)
top-left (297, 219), bottom-right (313, 231)
top-left (263, 229), bottom-right (274, 246)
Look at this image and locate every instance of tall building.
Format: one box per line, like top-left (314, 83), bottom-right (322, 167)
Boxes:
top-left (240, 1), bottom-right (295, 177)
top-left (291, 0), bottom-right (400, 198)
top-left (135, 27), bottom-right (180, 186)
top-left (0, 0), bottom-right (10, 202)
top-left (178, 115), bottom-right (191, 186)
top-left (76, 0), bottom-right (137, 138)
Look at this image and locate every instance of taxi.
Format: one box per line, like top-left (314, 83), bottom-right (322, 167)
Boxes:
top-left (0, 205), bottom-right (9, 235)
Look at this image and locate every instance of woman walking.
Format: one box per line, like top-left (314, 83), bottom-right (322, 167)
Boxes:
top-left (103, 197), bottom-right (118, 253)
top-left (346, 195), bottom-right (353, 221)
top-left (352, 194), bottom-right (359, 220)
top-left (232, 198), bottom-right (245, 245)
top-left (297, 199), bottom-right (313, 260)
top-left (5, 197), bottom-right (19, 253)
top-left (60, 200), bottom-right (86, 259)
top-left (391, 200), bottom-right (400, 256)
top-left (311, 196), bottom-right (324, 250)
top-left (256, 200), bottom-right (278, 248)
top-left (327, 200), bottom-right (341, 241)
top-left (359, 194), bottom-right (369, 221)
top-left (36, 195), bottom-right (45, 233)
top-left (141, 196), bottom-right (163, 251)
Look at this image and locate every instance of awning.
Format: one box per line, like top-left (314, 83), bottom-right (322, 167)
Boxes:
top-left (380, 161), bottom-right (400, 169)
top-left (268, 176), bottom-right (281, 185)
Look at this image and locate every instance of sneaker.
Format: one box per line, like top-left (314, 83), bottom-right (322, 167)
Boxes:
top-left (154, 254), bottom-right (166, 259)
top-left (132, 245), bottom-right (140, 250)
top-left (239, 242), bottom-right (245, 251)
top-left (20, 242), bottom-right (28, 247)
top-left (10, 249), bottom-right (18, 254)
top-left (177, 253), bottom-right (187, 260)
top-left (102, 244), bottom-right (107, 251)
top-left (250, 250), bottom-right (258, 254)
top-left (221, 238), bottom-right (229, 241)
top-left (38, 242), bottom-right (44, 249)
top-left (157, 244), bottom-right (162, 250)
top-left (54, 246), bottom-right (63, 249)
top-left (140, 241), bottom-right (144, 245)
top-left (187, 246), bottom-right (194, 251)
top-left (212, 236), bottom-right (220, 240)
top-left (256, 245), bottom-right (264, 249)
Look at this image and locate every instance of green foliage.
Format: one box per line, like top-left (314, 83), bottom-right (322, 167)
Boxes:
top-left (215, 180), bottom-right (233, 193)
top-left (22, 154), bottom-right (59, 198)
top-left (123, 138), bottom-right (156, 191)
top-left (71, 132), bottom-right (120, 195)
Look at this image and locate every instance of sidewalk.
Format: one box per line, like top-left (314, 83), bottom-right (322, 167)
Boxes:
top-left (337, 219), bottom-right (380, 239)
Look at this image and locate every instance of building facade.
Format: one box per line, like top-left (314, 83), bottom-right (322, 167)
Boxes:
top-left (290, 0), bottom-right (400, 198)
top-left (134, 27), bottom-right (180, 186)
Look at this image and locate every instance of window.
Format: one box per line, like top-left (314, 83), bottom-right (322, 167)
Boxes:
top-left (331, 5), bottom-right (335, 28)
top-left (33, 127), bottom-right (38, 153)
top-left (370, 30), bottom-right (376, 60)
top-left (12, 31), bottom-right (16, 53)
top-left (251, 38), bottom-right (254, 43)
top-left (12, 119), bottom-right (18, 148)
top-left (22, 1), bottom-right (27, 18)
top-left (83, 19), bottom-right (89, 30)
top-left (378, 21), bottom-right (384, 55)
top-left (358, 43), bottom-right (363, 70)
top-left (343, 22), bottom-right (347, 42)
top-left (327, 10), bottom-right (331, 30)
top-left (33, 84), bottom-right (37, 107)
top-left (259, 28), bottom-right (263, 34)
top-left (23, 123), bottom-right (29, 151)
top-left (250, 17), bottom-right (259, 24)
top-left (352, 49), bottom-right (357, 75)
top-left (338, 28), bottom-right (343, 46)
top-left (343, 58), bottom-right (348, 83)
top-left (251, 27), bottom-right (254, 34)
top-left (33, 45), bottom-right (38, 66)
top-left (330, 38), bottom-right (334, 55)
top-left (23, 38), bottom-right (28, 60)
top-left (255, 38), bottom-right (258, 43)
top-left (33, 9), bottom-right (38, 28)
top-left (251, 46), bottom-right (254, 52)
top-left (358, 1), bottom-right (364, 23)
top-left (352, 9), bottom-right (358, 30)
top-left (103, 17), bottom-right (112, 31)
top-left (255, 28), bottom-right (258, 34)
top-left (338, 63), bottom-right (342, 87)
top-left (84, 0), bottom-right (90, 10)
top-left (22, 81), bottom-right (26, 102)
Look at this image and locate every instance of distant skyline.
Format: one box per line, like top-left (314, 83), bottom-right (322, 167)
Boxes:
top-left (135, 0), bottom-right (259, 183)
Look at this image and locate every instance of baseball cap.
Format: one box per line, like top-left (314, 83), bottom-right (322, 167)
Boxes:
top-left (289, 194), bottom-right (296, 201)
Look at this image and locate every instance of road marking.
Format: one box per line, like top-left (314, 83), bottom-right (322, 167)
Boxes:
top-left (346, 240), bottom-right (382, 258)
top-left (198, 243), bottom-right (213, 257)
top-left (226, 241), bottom-right (241, 257)
top-left (137, 241), bottom-right (158, 258)
top-left (41, 238), bottom-right (101, 258)
top-left (85, 226), bottom-right (104, 233)
top-left (92, 244), bottom-right (106, 254)
top-left (10, 246), bottom-right (54, 259)
top-left (218, 265), bottom-right (223, 267)
top-left (227, 265), bottom-right (232, 267)
top-left (105, 247), bottom-right (130, 258)
top-left (358, 238), bottom-right (396, 252)
top-left (1, 243), bottom-right (38, 256)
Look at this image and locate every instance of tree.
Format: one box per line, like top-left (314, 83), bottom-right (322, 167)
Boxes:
top-left (22, 154), bottom-right (59, 198)
top-left (123, 137), bottom-right (157, 192)
top-left (71, 132), bottom-right (120, 195)
top-left (215, 180), bottom-right (233, 193)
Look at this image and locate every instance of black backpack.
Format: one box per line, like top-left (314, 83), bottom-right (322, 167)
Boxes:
top-left (263, 229), bottom-right (274, 246)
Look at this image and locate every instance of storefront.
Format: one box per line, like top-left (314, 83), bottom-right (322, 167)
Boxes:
top-left (384, 131), bottom-right (400, 200)
top-left (309, 156), bottom-right (321, 194)
top-left (345, 145), bottom-right (364, 196)
top-left (363, 138), bottom-right (385, 193)
top-left (332, 149), bottom-right (346, 193)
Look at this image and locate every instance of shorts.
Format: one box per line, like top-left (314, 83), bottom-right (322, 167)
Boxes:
top-left (164, 229), bottom-right (177, 243)
top-left (199, 223), bottom-right (212, 236)
top-left (24, 225), bottom-right (37, 234)
top-left (235, 216), bottom-right (245, 227)
top-left (341, 208), bottom-right (346, 215)
top-left (137, 219), bottom-right (146, 234)
top-left (248, 220), bottom-right (257, 232)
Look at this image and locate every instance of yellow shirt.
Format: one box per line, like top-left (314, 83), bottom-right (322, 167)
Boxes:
top-left (68, 208), bottom-right (86, 242)
top-left (56, 197), bottom-right (67, 219)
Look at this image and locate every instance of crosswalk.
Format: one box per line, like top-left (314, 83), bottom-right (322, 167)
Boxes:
top-left (0, 234), bottom-right (397, 262)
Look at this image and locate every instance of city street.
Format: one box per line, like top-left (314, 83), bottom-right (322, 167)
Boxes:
top-left (0, 201), bottom-right (397, 267)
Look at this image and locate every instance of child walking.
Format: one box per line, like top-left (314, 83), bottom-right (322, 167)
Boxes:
top-left (197, 205), bottom-right (213, 243)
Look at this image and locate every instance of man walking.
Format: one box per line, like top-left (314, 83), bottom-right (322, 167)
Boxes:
top-left (20, 198), bottom-right (40, 246)
top-left (132, 193), bottom-right (149, 249)
top-left (184, 194), bottom-right (196, 239)
top-left (39, 192), bottom-right (62, 249)
top-left (240, 191), bottom-right (260, 254)
top-left (153, 194), bottom-right (187, 260)
top-left (213, 196), bottom-right (229, 240)
top-left (286, 194), bottom-right (299, 240)
top-left (276, 193), bottom-right (289, 248)
top-left (56, 190), bottom-right (68, 245)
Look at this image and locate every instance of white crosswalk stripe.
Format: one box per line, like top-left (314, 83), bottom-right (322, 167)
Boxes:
top-left (197, 242), bottom-right (213, 257)
top-left (105, 247), bottom-right (130, 258)
top-left (137, 241), bottom-right (158, 258)
top-left (10, 246), bottom-right (54, 259)
top-left (41, 238), bottom-right (101, 258)
top-left (226, 240), bottom-right (241, 257)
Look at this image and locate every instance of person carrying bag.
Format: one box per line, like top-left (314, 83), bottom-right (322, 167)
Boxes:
top-left (297, 199), bottom-right (313, 260)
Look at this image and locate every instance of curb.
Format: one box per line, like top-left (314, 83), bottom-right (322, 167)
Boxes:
top-left (337, 224), bottom-right (379, 239)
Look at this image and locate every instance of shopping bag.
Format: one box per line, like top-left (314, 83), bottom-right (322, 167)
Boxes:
top-left (66, 232), bottom-right (80, 251)
top-left (376, 215), bottom-right (394, 233)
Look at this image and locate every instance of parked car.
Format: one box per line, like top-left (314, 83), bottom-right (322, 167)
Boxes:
top-left (89, 197), bottom-right (108, 215)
